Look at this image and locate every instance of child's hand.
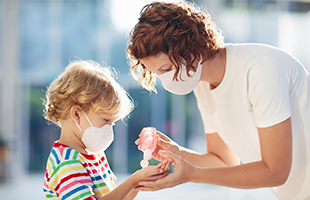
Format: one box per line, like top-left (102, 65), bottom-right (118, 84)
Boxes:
top-left (157, 159), bottom-right (174, 173)
top-left (132, 161), bottom-right (173, 186)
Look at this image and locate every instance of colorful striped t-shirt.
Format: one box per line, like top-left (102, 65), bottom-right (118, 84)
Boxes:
top-left (43, 141), bottom-right (116, 200)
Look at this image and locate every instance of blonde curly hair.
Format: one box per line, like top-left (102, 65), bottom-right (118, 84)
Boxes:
top-left (126, 1), bottom-right (224, 93)
top-left (43, 60), bottom-right (134, 127)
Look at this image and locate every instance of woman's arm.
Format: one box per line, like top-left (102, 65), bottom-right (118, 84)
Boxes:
top-left (193, 117), bottom-right (292, 188)
top-left (143, 131), bottom-right (239, 168)
top-left (179, 132), bottom-right (240, 167)
top-left (137, 118), bottom-right (292, 190)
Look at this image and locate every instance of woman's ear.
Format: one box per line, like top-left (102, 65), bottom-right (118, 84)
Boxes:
top-left (70, 105), bottom-right (82, 124)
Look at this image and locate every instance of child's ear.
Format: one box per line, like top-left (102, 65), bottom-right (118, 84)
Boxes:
top-left (70, 105), bottom-right (82, 124)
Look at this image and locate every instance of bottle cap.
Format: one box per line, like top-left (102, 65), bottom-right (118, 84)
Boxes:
top-left (140, 159), bottom-right (149, 168)
top-left (143, 149), bottom-right (152, 160)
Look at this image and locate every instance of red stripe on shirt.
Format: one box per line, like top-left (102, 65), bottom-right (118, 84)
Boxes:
top-left (85, 196), bottom-right (96, 200)
top-left (54, 172), bottom-right (90, 192)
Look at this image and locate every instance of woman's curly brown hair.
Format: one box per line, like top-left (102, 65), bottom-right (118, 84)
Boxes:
top-left (126, 1), bottom-right (224, 92)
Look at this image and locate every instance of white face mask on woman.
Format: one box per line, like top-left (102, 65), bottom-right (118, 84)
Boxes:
top-left (158, 58), bottom-right (202, 95)
top-left (76, 111), bottom-right (114, 154)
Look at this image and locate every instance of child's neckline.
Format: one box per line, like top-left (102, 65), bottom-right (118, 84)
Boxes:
top-left (54, 140), bottom-right (101, 160)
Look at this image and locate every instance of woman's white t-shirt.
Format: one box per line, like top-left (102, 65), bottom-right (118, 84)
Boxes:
top-left (194, 43), bottom-right (310, 200)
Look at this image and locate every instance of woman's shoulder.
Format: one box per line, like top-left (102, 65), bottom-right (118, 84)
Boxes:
top-left (226, 43), bottom-right (290, 57)
top-left (226, 42), bottom-right (276, 48)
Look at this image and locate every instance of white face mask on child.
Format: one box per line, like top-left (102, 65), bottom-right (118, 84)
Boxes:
top-left (158, 57), bottom-right (202, 95)
top-left (76, 111), bottom-right (114, 154)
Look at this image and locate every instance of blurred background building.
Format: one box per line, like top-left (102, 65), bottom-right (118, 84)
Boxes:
top-left (0, 0), bottom-right (310, 199)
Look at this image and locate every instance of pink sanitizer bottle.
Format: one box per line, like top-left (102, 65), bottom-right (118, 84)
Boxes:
top-left (140, 127), bottom-right (157, 168)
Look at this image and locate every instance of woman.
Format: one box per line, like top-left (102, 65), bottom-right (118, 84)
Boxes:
top-left (126, 2), bottom-right (310, 200)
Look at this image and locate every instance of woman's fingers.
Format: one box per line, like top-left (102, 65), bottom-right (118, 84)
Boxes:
top-left (138, 173), bottom-right (175, 191)
top-left (159, 150), bottom-right (179, 164)
top-left (156, 131), bottom-right (171, 142)
top-left (157, 137), bottom-right (172, 150)
top-left (135, 138), bottom-right (141, 145)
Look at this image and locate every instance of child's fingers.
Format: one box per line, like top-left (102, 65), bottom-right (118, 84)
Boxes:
top-left (165, 159), bottom-right (173, 171)
top-left (162, 160), bottom-right (168, 170)
top-left (156, 162), bottom-right (163, 168)
top-left (162, 160), bottom-right (171, 172)
top-left (158, 159), bottom-right (172, 172)
top-left (161, 160), bottom-right (168, 171)
top-left (148, 170), bottom-right (168, 180)
top-left (142, 166), bottom-right (163, 177)
top-left (157, 160), bottom-right (168, 172)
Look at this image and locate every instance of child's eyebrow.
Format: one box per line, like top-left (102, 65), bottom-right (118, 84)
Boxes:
top-left (102, 115), bottom-right (118, 122)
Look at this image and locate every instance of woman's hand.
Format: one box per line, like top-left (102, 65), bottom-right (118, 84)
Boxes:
top-left (135, 150), bottom-right (196, 191)
top-left (135, 130), bottom-right (181, 162)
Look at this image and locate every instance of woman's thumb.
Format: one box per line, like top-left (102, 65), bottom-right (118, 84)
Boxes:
top-left (157, 138), bottom-right (170, 149)
top-left (159, 150), bottom-right (179, 162)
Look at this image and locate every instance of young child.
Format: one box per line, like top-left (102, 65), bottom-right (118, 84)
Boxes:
top-left (43, 60), bottom-right (171, 200)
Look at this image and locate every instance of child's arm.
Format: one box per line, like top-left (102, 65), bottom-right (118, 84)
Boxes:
top-left (97, 172), bottom-right (142, 200)
top-left (98, 161), bottom-right (171, 200)
top-left (124, 190), bottom-right (139, 200)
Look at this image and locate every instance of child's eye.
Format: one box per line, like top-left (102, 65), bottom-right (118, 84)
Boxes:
top-left (105, 119), bottom-right (115, 126)
top-left (104, 119), bottom-right (110, 122)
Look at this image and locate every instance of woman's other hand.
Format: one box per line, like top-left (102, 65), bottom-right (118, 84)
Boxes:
top-left (135, 130), bottom-right (181, 162)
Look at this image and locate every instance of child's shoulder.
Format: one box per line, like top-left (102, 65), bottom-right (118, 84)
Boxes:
top-left (48, 141), bottom-right (83, 164)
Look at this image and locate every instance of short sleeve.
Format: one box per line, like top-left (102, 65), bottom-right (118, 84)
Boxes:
top-left (48, 160), bottom-right (95, 200)
top-left (248, 58), bottom-right (291, 128)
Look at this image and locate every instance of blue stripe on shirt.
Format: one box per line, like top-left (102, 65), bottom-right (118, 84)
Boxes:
top-left (91, 175), bottom-right (105, 182)
top-left (62, 185), bottom-right (90, 200)
top-left (51, 149), bottom-right (60, 164)
top-left (65, 148), bottom-right (72, 160)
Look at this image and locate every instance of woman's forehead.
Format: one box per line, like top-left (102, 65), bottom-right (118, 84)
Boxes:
top-left (140, 52), bottom-right (171, 68)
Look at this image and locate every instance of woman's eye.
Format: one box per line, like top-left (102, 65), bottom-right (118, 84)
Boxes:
top-left (162, 65), bottom-right (172, 72)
